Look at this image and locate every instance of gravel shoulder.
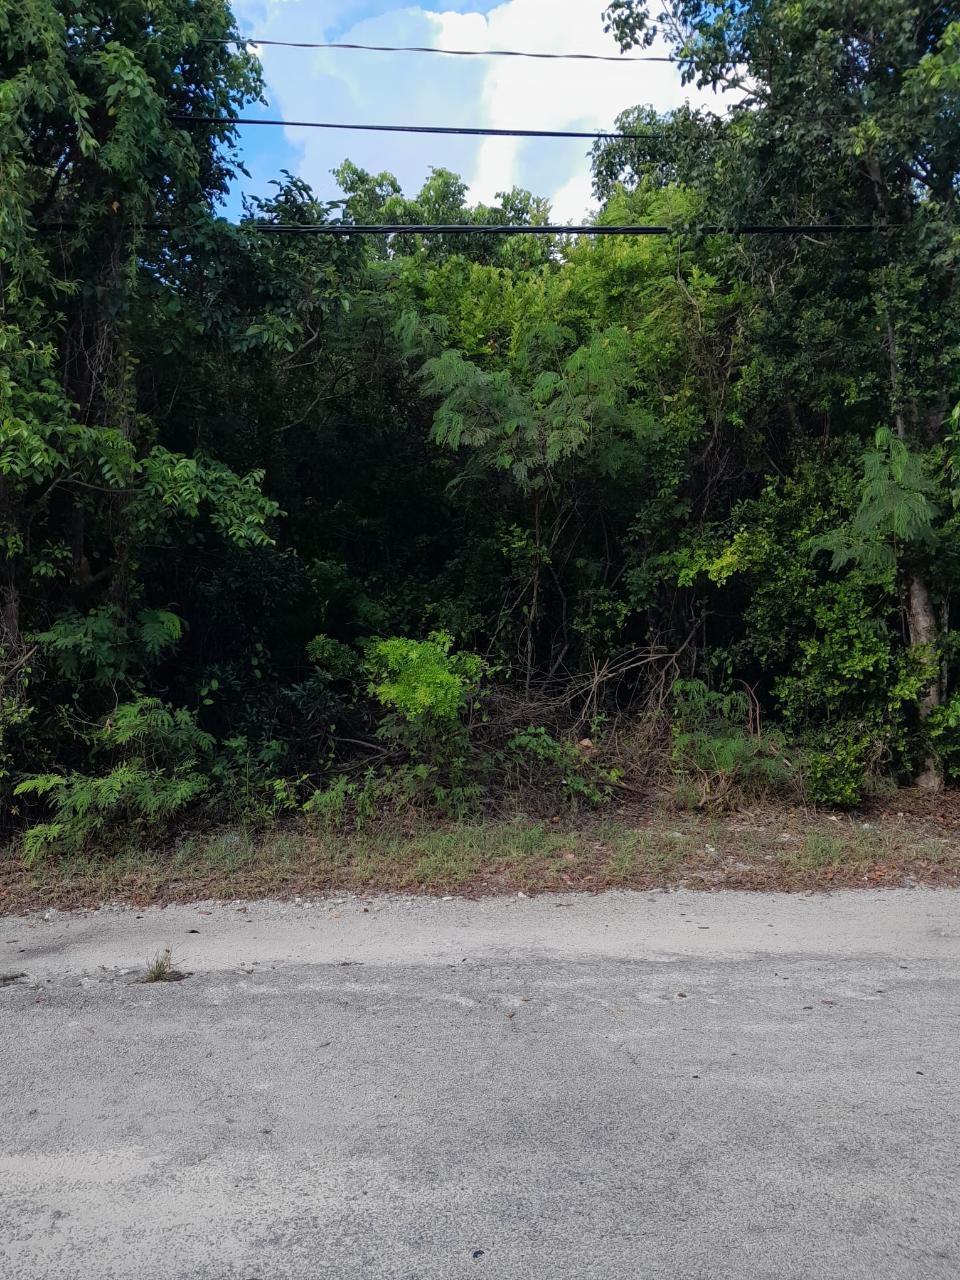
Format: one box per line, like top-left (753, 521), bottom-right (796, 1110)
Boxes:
top-left (5, 886), bottom-right (960, 977)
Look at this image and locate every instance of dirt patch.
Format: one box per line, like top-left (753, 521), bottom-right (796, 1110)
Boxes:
top-left (1, 797), bottom-right (958, 913)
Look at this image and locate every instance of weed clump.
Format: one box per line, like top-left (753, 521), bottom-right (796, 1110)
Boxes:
top-left (140, 947), bottom-right (188, 983)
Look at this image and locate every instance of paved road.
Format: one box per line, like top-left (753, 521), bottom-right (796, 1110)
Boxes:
top-left (2, 889), bottom-right (959, 1280)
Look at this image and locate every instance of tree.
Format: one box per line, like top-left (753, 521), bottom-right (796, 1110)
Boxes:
top-left (0, 1), bottom-right (277, 802)
top-left (603, 0), bottom-right (960, 784)
top-left (333, 162), bottom-right (556, 268)
top-left (407, 182), bottom-right (754, 685)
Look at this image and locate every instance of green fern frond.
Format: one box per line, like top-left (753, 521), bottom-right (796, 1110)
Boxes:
top-left (21, 822), bottom-right (64, 867)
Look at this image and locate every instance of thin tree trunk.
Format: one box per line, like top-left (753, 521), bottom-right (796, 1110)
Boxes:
top-left (0, 564), bottom-right (19, 660)
top-left (877, 229), bottom-right (944, 790)
top-left (0, 477), bottom-right (22, 664)
top-left (63, 224), bottom-right (137, 609)
top-left (524, 495), bottom-right (541, 698)
top-left (906, 571), bottom-right (943, 791)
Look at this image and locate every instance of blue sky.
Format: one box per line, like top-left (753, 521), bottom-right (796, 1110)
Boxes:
top-left (226, 0), bottom-right (720, 221)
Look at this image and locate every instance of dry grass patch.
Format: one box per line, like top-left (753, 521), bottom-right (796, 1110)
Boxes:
top-left (1, 804), bottom-right (958, 913)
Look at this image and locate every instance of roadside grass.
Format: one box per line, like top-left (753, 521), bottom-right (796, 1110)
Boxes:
top-left (1, 805), bottom-right (958, 912)
top-left (782, 833), bottom-right (846, 871)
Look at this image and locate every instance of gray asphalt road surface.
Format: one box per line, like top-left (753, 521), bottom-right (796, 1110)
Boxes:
top-left (2, 889), bottom-right (959, 1279)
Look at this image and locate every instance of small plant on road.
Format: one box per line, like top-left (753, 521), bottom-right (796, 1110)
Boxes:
top-left (140, 947), bottom-right (187, 983)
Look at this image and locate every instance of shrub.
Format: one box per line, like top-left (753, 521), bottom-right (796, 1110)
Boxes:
top-left (303, 773), bottom-right (357, 830)
top-left (36, 606), bottom-right (183, 684)
top-left (364, 631), bottom-right (483, 723)
top-left (0, 691), bottom-right (32, 796)
top-left (504, 725), bottom-right (619, 809)
top-left (305, 634), bottom-right (361, 684)
top-left (800, 716), bottom-right (899, 808)
top-left (802, 740), bottom-right (868, 808)
top-left (209, 735), bottom-right (305, 823)
top-left (357, 632), bottom-right (485, 816)
top-left (13, 697), bottom-right (213, 862)
top-left (303, 771), bottom-right (387, 830)
top-left (926, 693), bottom-right (960, 781)
top-left (670, 679), bottom-right (793, 809)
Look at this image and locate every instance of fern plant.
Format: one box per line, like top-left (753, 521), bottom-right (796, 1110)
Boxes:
top-left (810, 427), bottom-right (938, 572)
top-left (13, 697), bottom-right (214, 863)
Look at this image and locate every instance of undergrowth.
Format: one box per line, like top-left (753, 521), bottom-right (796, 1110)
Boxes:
top-left (7, 660), bottom-right (928, 869)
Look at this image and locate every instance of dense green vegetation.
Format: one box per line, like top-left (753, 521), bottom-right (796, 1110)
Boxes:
top-left (2, 0), bottom-right (959, 858)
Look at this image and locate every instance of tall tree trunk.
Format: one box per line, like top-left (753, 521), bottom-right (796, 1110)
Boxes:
top-left (63, 224), bottom-right (137, 610)
top-left (0, 476), bottom-right (23, 667)
top-left (524, 494), bottom-right (541, 698)
top-left (0, 563), bottom-right (20, 663)
top-left (879, 259), bottom-right (944, 791)
top-left (906, 570), bottom-right (943, 791)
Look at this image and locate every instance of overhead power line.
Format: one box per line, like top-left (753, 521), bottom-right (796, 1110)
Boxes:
top-left (173, 115), bottom-right (668, 140)
top-left (39, 222), bottom-right (885, 237)
top-left (203, 37), bottom-right (677, 62)
top-left (242, 223), bottom-right (880, 236)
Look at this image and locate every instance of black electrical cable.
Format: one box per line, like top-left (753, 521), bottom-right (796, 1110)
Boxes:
top-left (37, 222), bottom-right (887, 236)
top-left (201, 37), bottom-right (677, 62)
top-left (242, 223), bottom-right (880, 236)
top-left (172, 115), bottom-right (676, 140)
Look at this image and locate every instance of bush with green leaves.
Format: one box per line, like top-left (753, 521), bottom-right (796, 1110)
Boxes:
top-left (364, 631), bottom-right (483, 723)
top-left (772, 578), bottom-right (906, 730)
top-left (36, 607), bottom-right (184, 684)
top-left (209, 735), bottom-right (305, 824)
top-left (303, 773), bottom-right (361, 831)
top-left (779, 621), bottom-right (936, 805)
top-left (0, 692), bottom-right (32, 793)
top-left (800, 723), bottom-right (885, 809)
top-left (669, 680), bottom-right (794, 810)
top-left (13, 698), bottom-right (214, 862)
top-left (927, 694), bottom-right (960, 782)
top-left (360, 632), bottom-right (486, 814)
top-left (306, 635), bottom-right (362, 685)
top-left (504, 725), bottom-right (620, 809)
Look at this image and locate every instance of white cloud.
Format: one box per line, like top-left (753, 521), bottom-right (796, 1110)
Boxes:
top-left (453, 0), bottom-right (721, 216)
top-left (549, 171), bottom-right (594, 224)
top-left (232, 0), bottom-right (726, 220)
